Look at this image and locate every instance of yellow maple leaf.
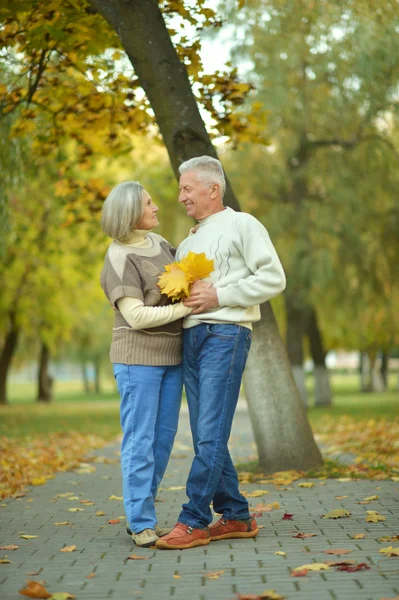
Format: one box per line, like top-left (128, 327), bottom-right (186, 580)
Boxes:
top-left (298, 482), bottom-right (314, 488)
top-left (293, 563), bottom-right (330, 572)
top-left (365, 510), bottom-right (386, 523)
top-left (322, 509), bottom-right (351, 519)
top-left (158, 265), bottom-right (190, 301)
top-left (59, 545), bottom-right (76, 552)
top-left (379, 546), bottom-right (399, 557)
top-left (178, 252), bottom-right (214, 282)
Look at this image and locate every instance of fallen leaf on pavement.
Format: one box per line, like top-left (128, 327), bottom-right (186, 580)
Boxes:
top-left (323, 548), bottom-right (352, 555)
top-left (86, 572), bottom-right (95, 579)
top-left (366, 510), bottom-right (385, 523)
top-left (335, 496), bottom-right (348, 500)
top-left (53, 522), bottom-right (70, 526)
top-left (275, 551), bottom-right (286, 556)
top-left (379, 547), bottom-right (399, 557)
top-left (59, 545), bottom-right (76, 553)
top-left (0, 545), bottom-right (19, 550)
top-left (243, 490), bottom-right (269, 498)
top-left (19, 580), bottom-right (52, 598)
top-left (293, 533), bottom-right (317, 539)
top-left (107, 495), bottom-right (123, 500)
top-left (324, 560), bottom-right (356, 566)
top-left (205, 570), bottom-right (225, 579)
top-left (378, 535), bottom-right (399, 543)
top-left (379, 596), bottom-right (399, 600)
top-left (282, 513), bottom-right (294, 520)
top-left (95, 511), bottom-right (106, 517)
top-left (322, 509), bottom-right (351, 519)
top-left (336, 562), bottom-right (370, 572)
top-left (49, 593), bottom-right (76, 599)
top-left (291, 569), bottom-right (308, 577)
top-left (67, 508), bottom-right (83, 513)
top-left (127, 555), bottom-right (149, 560)
top-left (0, 557), bottom-right (11, 563)
top-left (20, 535), bottom-right (38, 540)
top-left (31, 478), bottom-right (47, 486)
top-left (237, 592), bottom-right (284, 600)
top-left (107, 519), bottom-right (121, 525)
top-left (26, 571), bottom-right (40, 576)
top-left (352, 534), bottom-right (365, 539)
top-left (298, 482), bottom-right (314, 488)
top-left (293, 563), bottom-right (330, 572)
top-left (79, 500), bottom-right (94, 505)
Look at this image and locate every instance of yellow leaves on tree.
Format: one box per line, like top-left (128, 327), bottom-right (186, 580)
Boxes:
top-left (158, 252), bottom-right (214, 301)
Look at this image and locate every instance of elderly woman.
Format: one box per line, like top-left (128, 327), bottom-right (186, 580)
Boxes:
top-left (101, 181), bottom-right (191, 547)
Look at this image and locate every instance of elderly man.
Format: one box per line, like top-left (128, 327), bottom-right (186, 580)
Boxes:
top-left (156, 156), bottom-right (286, 550)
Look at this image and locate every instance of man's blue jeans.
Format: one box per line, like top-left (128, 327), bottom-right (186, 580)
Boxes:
top-left (178, 323), bottom-right (252, 529)
top-left (113, 363), bottom-right (182, 533)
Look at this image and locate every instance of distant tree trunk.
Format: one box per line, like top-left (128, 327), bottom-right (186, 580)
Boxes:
top-left (82, 361), bottom-right (91, 394)
top-left (369, 349), bottom-right (385, 392)
top-left (94, 358), bottom-right (101, 394)
top-left (243, 302), bottom-right (323, 473)
top-left (307, 308), bottom-right (332, 407)
top-left (380, 351), bottom-right (389, 389)
top-left (37, 342), bottom-right (53, 403)
top-left (359, 351), bottom-right (371, 391)
top-left (90, 0), bottom-right (323, 472)
top-left (285, 295), bottom-right (308, 406)
top-left (0, 312), bottom-right (19, 405)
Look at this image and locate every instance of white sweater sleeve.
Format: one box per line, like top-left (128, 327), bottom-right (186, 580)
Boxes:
top-left (216, 222), bottom-right (286, 308)
top-left (118, 297), bottom-right (191, 330)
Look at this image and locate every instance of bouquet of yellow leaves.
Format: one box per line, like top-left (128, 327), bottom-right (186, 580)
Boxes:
top-left (157, 251), bottom-right (214, 302)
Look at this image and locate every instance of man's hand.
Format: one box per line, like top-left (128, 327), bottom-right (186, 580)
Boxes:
top-left (184, 281), bottom-right (219, 314)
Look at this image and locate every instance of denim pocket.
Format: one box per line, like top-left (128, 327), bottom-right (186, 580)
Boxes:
top-left (206, 324), bottom-right (239, 339)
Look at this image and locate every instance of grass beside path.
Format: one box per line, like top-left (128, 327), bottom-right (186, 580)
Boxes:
top-left (0, 374), bottom-right (398, 499)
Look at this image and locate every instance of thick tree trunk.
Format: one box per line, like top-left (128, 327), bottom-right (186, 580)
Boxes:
top-left (243, 303), bottom-right (322, 473)
top-left (380, 351), bottom-right (388, 389)
top-left (90, 0), bottom-right (322, 472)
top-left (37, 342), bottom-right (53, 403)
top-left (307, 308), bottom-right (332, 407)
top-left (0, 314), bottom-right (19, 405)
top-left (369, 350), bottom-right (385, 392)
top-left (82, 361), bottom-right (91, 394)
top-left (285, 295), bottom-right (308, 406)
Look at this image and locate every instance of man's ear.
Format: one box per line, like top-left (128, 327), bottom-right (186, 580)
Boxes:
top-left (210, 183), bottom-right (219, 198)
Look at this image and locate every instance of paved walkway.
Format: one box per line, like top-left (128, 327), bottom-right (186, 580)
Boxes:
top-left (1, 406), bottom-right (399, 600)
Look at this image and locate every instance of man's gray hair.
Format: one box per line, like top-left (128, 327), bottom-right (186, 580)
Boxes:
top-left (179, 156), bottom-right (226, 197)
top-left (101, 181), bottom-right (145, 242)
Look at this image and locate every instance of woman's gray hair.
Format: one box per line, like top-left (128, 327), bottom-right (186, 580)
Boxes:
top-left (179, 156), bottom-right (226, 197)
top-left (101, 181), bottom-right (145, 242)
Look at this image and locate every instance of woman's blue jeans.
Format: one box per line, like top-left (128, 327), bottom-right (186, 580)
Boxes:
top-left (178, 323), bottom-right (252, 529)
top-left (113, 363), bottom-right (182, 533)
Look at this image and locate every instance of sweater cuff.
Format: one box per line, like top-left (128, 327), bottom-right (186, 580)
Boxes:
top-left (216, 287), bottom-right (232, 308)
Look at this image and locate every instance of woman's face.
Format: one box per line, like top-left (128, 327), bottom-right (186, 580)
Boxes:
top-left (135, 190), bottom-right (159, 230)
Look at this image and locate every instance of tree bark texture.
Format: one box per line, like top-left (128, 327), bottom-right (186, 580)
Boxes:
top-left (307, 308), bottom-right (332, 406)
top-left (285, 294), bottom-right (308, 406)
top-left (90, 0), bottom-right (323, 471)
top-left (243, 302), bottom-right (322, 473)
top-left (0, 313), bottom-right (19, 405)
top-left (37, 341), bottom-right (53, 403)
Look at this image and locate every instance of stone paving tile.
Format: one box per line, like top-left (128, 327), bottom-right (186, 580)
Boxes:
top-left (1, 407), bottom-right (399, 600)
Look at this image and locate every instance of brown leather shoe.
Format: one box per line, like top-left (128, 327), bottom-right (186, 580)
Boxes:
top-left (209, 517), bottom-right (259, 541)
top-left (155, 522), bottom-right (210, 550)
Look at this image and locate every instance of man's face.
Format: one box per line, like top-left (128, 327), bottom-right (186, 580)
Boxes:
top-left (178, 170), bottom-right (215, 221)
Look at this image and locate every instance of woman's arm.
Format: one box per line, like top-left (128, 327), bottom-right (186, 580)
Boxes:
top-left (117, 296), bottom-right (191, 330)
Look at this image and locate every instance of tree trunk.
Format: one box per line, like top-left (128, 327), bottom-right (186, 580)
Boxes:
top-left (94, 358), bottom-right (101, 395)
top-left (380, 351), bottom-right (388, 389)
top-left (37, 341), bottom-right (53, 403)
top-left (307, 308), bottom-right (332, 407)
top-left (369, 350), bottom-right (385, 393)
top-left (285, 294), bottom-right (308, 406)
top-left (0, 313), bottom-right (19, 405)
top-left (90, 0), bottom-right (323, 472)
top-left (82, 361), bottom-right (91, 394)
top-left (359, 351), bottom-right (371, 392)
top-left (243, 303), bottom-right (322, 473)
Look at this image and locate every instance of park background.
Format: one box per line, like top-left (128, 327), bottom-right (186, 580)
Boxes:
top-left (1, 0), bottom-right (399, 500)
